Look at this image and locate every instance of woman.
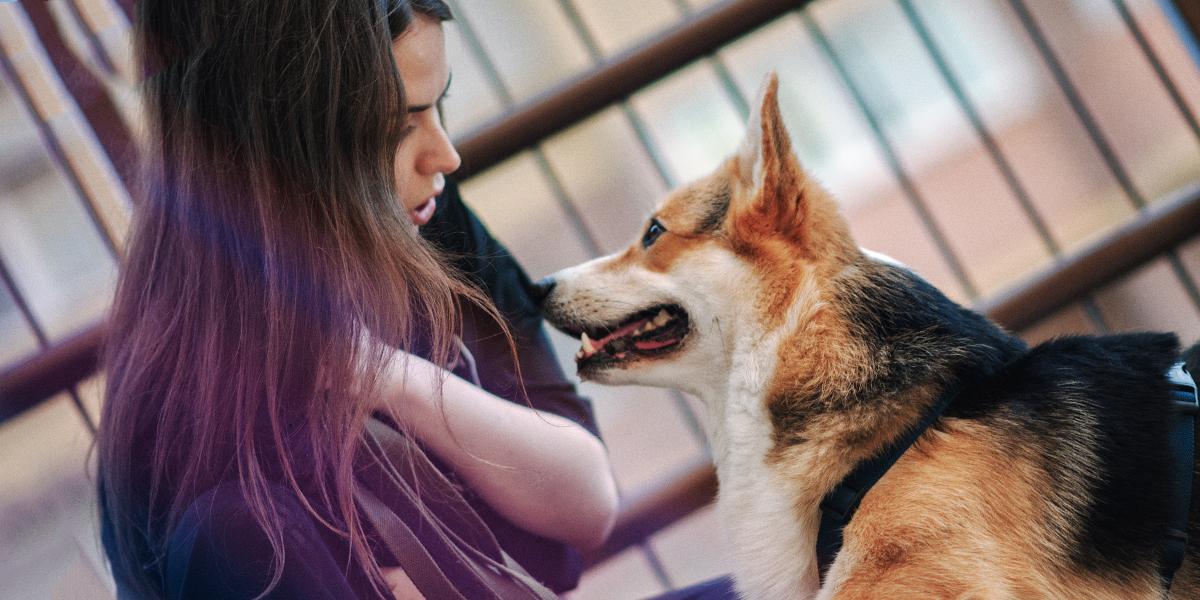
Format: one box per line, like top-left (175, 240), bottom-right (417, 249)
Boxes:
top-left (97, 0), bottom-right (618, 598)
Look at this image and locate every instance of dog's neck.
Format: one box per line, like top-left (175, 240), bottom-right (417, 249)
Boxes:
top-left (685, 258), bottom-right (1022, 600)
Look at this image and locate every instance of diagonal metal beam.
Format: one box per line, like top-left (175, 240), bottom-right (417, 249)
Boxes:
top-left (452, 0), bottom-right (808, 178)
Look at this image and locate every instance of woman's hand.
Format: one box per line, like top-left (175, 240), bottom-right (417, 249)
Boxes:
top-left (374, 348), bottom-right (619, 550)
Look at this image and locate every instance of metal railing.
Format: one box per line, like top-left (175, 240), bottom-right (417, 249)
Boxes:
top-left (5, 0), bottom-right (1200, 575)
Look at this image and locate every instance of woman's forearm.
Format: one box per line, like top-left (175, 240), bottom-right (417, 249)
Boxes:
top-left (377, 351), bottom-right (619, 549)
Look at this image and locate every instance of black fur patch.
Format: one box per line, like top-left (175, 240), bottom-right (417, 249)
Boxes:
top-left (956, 333), bottom-right (1181, 577)
top-left (696, 182), bottom-right (731, 235)
top-left (768, 258), bottom-right (1026, 446)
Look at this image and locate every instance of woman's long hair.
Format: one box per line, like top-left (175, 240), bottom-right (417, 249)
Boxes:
top-left (98, 0), bottom-right (473, 597)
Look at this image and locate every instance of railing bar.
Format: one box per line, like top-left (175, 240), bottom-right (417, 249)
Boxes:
top-left (0, 252), bottom-right (49, 347)
top-left (448, 0), bottom-right (603, 256)
top-left (1081, 298), bottom-right (1112, 334)
top-left (709, 56), bottom-right (751, 120)
top-left (1114, 0), bottom-right (1200, 315)
top-left (0, 38), bottom-right (121, 259)
top-left (556, 0), bottom-right (604, 60)
top-left (622, 103), bottom-right (679, 189)
top-left (1012, 0), bottom-right (1200, 313)
top-left (451, 0), bottom-right (806, 178)
top-left (443, 0), bottom-right (515, 106)
top-left (530, 150), bottom-right (605, 257)
top-left (639, 542), bottom-right (676, 591)
top-left (975, 180), bottom-right (1200, 331)
top-left (800, 10), bottom-right (980, 299)
top-left (562, 0), bottom-right (750, 149)
top-left (0, 320), bottom-right (105, 423)
top-left (68, 387), bottom-right (96, 435)
top-left (670, 390), bottom-right (710, 450)
top-left (1167, 251), bottom-right (1200, 314)
top-left (1112, 0), bottom-right (1200, 149)
top-left (896, 0), bottom-right (1060, 256)
top-left (663, 0), bottom-right (753, 124)
top-left (1006, 0), bottom-right (1147, 210)
top-left (1160, 0), bottom-right (1200, 69)
top-left (63, 0), bottom-right (116, 75)
top-left (556, 0), bottom-right (678, 189)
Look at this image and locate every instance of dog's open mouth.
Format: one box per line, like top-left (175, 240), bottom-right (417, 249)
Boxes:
top-left (569, 305), bottom-right (689, 367)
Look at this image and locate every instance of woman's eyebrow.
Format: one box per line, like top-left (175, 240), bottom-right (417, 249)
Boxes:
top-left (407, 74), bottom-right (453, 113)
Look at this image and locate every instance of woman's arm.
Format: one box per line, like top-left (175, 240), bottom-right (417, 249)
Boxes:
top-left (382, 567), bottom-right (426, 600)
top-left (375, 349), bottom-right (619, 550)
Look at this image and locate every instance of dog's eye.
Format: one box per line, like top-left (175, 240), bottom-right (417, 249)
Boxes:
top-left (642, 219), bottom-right (667, 249)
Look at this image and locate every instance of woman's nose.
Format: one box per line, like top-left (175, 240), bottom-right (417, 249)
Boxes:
top-left (420, 114), bottom-right (461, 175)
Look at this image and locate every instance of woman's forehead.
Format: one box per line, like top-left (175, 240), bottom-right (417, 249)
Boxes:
top-left (392, 19), bottom-right (449, 105)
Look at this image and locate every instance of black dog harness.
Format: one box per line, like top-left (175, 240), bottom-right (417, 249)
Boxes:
top-left (815, 364), bottom-right (1198, 587)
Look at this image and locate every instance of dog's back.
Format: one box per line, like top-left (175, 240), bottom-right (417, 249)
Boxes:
top-left (821, 254), bottom-right (1200, 598)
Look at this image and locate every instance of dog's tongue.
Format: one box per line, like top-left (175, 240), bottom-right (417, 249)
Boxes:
top-left (592, 317), bottom-right (650, 352)
top-left (633, 338), bottom-right (676, 350)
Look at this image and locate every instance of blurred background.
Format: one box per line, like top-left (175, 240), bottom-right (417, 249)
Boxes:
top-left (5, 0), bottom-right (1200, 598)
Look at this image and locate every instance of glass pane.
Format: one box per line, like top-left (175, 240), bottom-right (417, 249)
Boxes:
top-left (805, 0), bottom-right (1056, 297)
top-left (570, 0), bottom-right (683, 57)
top-left (630, 61), bottom-right (746, 186)
top-left (570, 546), bottom-right (667, 600)
top-left (442, 20), bottom-right (507, 136)
top-left (449, 0), bottom-right (593, 102)
top-left (0, 76), bottom-right (116, 357)
top-left (1017, 303), bottom-right (1103, 344)
top-left (457, 152), bottom-right (594, 280)
top-left (648, 505), bottom-right (736, 590)
top-left (1026, 0), bottom-right (1200, 205)
top-left (0, 282), bottom-right (40, 366)
top-left (0, 391), bottom-right (97, 599)
top-left (541, 106), bottom-right (671, 255)
top-left (1095, 257), bottom-right (1200, 341)
top-left (680, 0), bottom-right (724, 11)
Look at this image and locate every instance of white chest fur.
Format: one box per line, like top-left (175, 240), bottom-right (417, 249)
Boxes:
top-left (704, 340), bottom-right (823, 600)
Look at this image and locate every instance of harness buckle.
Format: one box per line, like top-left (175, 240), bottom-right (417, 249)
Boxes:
top-left (1168, 364), bottom-right (1199, 415)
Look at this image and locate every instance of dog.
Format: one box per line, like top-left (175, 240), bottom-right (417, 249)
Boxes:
top-left (534, 73), bottom-right (1200, 599)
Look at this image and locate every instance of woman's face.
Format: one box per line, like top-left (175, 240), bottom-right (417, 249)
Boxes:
top-left (392, 18), bottom-right (460, 227)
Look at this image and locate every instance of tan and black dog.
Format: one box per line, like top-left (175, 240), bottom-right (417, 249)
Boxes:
top-left (534, 73), bottom-right (1200, 599)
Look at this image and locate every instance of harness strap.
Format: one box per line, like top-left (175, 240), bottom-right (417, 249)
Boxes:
top-left (1162, 362), bottom-right (1197, 589)
top-left (815, 379), bottom-right (967, 577)
top-left (815, 365), bottom-right (1197, 588)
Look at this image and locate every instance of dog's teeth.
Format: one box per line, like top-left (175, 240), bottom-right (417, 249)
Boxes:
top-left (653, 309), bottom-right (671, 327)
top-left (633, 324), bottom-right (647, 336)
top-left (642, 321), bottom-right (657, 333)
top-left (581, 332), bottom-right (595, 355)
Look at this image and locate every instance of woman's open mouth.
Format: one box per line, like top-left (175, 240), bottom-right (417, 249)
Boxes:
top-left (569, 305), bottom-right (689, 369)
top-left (411, 196), bottom-right (437, 226)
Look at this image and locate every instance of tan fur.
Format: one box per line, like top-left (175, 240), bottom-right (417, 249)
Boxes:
top-left (824, 418), bottom-right (1159, 599)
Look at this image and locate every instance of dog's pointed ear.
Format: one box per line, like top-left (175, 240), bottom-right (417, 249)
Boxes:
top-left (728, 73), bottom-right (858, 262)
top-left (736, 73), bottom-right (777, 186)
top-left (732, 72), bottom-right (805, 237)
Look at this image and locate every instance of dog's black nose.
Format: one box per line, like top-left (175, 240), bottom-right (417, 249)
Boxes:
top-left (529, 278), bottom-right (555, 309)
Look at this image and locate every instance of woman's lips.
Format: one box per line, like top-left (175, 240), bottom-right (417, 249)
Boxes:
top-left (410, 196), bottom-right (437, 226)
